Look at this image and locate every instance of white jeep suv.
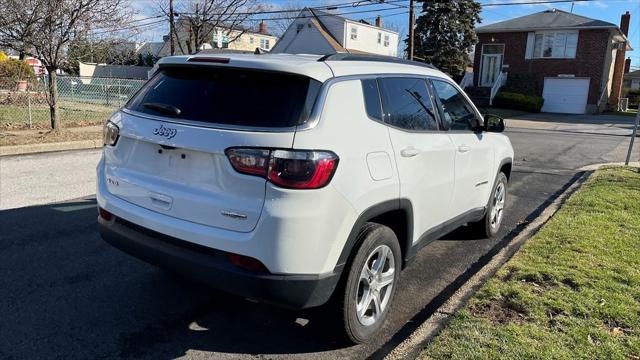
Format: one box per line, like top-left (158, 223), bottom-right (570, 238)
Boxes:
top-left (97, 53), bottom-right (514, 343)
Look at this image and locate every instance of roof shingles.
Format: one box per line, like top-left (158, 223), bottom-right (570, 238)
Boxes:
top-left (476, 8), bottom-right (617, 33)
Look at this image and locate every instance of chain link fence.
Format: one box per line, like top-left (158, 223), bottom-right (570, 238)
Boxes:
top-left (0, 75), bottom-right (146, 130)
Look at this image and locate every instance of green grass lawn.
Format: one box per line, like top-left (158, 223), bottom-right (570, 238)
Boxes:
top-left (0, 101), bottom-right (114, 130)
top-left (421, 167), bottom-right (640, 360)
top-left (604, 109), bottom-right (639, 118)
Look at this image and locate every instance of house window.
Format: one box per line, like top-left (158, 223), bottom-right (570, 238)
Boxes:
top-left (260, 38), bottom-right (270, 50)
top-left (533, 31), bottom-right (578, 59)
top-left (249, 37), bottom-right (254, 44)
top-left (351, 26), bottom-right (358, 40)
top-left (482, 44), bottom-right (504, 54)
top-left (212, 32), bottom-right (229, 49)
top-left (296, 23), bottom-right (304, 33)
top-left (383, 34), bottom-right (390, 47)
top-left (377, 32), bottom-right (382, 44)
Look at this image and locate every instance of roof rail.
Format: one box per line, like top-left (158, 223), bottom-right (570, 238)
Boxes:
top-left (318, 53), bottom-right (438, 70)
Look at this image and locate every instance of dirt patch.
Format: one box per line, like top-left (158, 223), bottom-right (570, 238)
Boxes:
top-left (561, 278), bottom-right (580, 291)
top-left (470, 299), bottom-right (527, 325)
top-left (0, 119), bottom-right (103, 131)
top-left (0, 128), bottom-right (101, 146)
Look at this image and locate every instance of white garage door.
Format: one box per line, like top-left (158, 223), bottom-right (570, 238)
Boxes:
top-left (542, 78), bottom-right (590, 114)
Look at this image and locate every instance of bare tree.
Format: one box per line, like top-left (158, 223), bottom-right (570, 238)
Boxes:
top-left (265, 0), bottom-right (304, 37)
top-left (0, 0), bottom-right (131, 130)
top-left (156, 0), bottom-right (262, 55)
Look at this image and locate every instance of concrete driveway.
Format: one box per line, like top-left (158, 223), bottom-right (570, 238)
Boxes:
top-left (0, 113), bottom-right (638, 359)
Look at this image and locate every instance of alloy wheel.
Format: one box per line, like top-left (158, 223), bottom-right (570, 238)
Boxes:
top-left (356, 244), bottom-right (395, 327)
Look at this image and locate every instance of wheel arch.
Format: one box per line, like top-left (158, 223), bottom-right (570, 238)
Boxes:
top-left (334, 199), bottom-right (414, 273)
top-left (498, 158), bottom-right (513, 181)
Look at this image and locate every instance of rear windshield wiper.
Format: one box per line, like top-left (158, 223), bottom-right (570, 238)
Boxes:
top-left (143, 102), bottom-right (182, 117)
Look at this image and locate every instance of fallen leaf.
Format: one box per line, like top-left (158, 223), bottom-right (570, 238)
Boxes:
top-left (610, 327), bottom-right (623, 336)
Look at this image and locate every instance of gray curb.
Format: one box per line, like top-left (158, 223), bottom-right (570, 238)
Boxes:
top-left (0, 140), bottom-right (102, 157)
top-left (384, 170), bottom-right (593, 360)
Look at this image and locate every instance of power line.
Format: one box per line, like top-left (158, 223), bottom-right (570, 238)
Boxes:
top-left (482, 0), bottom-right (592, 7)
top-left (177, 0), bottom-right (410, 17)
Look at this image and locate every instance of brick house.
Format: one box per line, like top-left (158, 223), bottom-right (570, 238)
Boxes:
top-left (471, 9), bottom-right (632, 114)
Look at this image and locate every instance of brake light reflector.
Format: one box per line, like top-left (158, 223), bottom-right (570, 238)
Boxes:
top-left (227, 253), bottom-right (268, 272)
top-left (99, 207), bottom-right (113, 221)
top-left (225, 148), bottom-right (339, 189)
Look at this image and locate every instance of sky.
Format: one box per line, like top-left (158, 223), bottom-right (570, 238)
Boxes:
top-left (129, 0), bottom-right (640, 70)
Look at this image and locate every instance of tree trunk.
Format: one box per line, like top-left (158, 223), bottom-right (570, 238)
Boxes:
top-left (46, 68), bottom-right (59, 130)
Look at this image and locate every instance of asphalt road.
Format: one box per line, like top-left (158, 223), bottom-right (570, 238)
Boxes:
top-left (1, 119), bottom-right (637, 359)
top-left (0, 149), bottom-right (102, 210)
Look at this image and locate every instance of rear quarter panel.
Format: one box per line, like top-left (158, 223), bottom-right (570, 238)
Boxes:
top-left (292, 79), bottom-right (400, 271)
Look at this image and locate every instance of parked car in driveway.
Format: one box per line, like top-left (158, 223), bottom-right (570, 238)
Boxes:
top-left (96, 53), bottom-right (514, 343)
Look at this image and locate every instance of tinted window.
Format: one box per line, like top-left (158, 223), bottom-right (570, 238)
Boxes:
top-left (361, 79), bottom-right (382, 121)
top-left (378, 78), bottom-right (438, 131)
top-left (431, 80), bottom-right (477, 131)
top-left (127, 67), bottom-right (321, 128)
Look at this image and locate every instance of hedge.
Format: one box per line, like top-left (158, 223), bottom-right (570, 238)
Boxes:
top-left (493, 91), bottom-right (544, 113)
top-left (625, 88), bottom-right (640, 107)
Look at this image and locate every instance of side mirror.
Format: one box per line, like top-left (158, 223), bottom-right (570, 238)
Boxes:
top-left (482, 114), bottom-right (506, 133)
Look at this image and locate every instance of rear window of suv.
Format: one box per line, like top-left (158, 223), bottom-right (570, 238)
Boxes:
top-left (126, 66), bottom-right (321, 128)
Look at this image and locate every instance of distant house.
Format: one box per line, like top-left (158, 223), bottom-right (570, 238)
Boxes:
top-left (158, 18), bottom-right (278, 56)
top-left (271, 9), bottom-right (399, 57)
top-left (79, 62), bottom-right (151, 80)
top-left (470, 8), bottom-right (632, 114)
top-left (623, 69), bottom-right (640, 90)
top-left (135, 42), bottom-right (165, 58)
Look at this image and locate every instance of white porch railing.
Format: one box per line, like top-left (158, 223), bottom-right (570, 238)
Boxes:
top-left (489, 71), bottom-right (507, 106)
top-left (459, 71), bottom-right (473, 89)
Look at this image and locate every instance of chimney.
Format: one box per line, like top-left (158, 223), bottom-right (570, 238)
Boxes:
top-left (375, 15), bottom-right (383, 28)
top-left (608, 11), bottom-right (631, 109)
top-left (620, 11), bottom-right (630, 36)
top-left (625, 58), bottom-right (631, 74)
top-left (259, 20), bottom-right (267, 35)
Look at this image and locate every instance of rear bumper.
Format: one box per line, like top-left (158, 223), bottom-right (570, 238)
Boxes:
top-left (98, 216), bottom-right (341, 309)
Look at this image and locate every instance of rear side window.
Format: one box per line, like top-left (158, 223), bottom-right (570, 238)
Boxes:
top-left (361, 79), bottom-right (382, 121)
top-left (378, 77), bottom-right (438, 131)
top-left (127, 66), bottom-right (321, 128)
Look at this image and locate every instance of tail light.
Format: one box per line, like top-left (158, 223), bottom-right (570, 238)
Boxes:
top-left (103, 121), bottom-right (120, 146)
top-left (225, 148), bottom-right (339, 189)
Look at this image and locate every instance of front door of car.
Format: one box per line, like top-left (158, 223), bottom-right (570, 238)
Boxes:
top-left (429, 79), bottom-right (494, 218)
top-left (377, 77), bottom-right (456, 244)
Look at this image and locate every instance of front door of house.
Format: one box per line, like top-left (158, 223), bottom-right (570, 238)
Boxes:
top-left (480, 44), bottom-right (504, 87)
top-left (480, 54), bottom-right (502, 87)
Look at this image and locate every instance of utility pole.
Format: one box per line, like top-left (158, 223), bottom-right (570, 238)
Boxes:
top-left (408, 0), bottom-right (415, 60)
top-left (169, 0), bottom-right (175, 56)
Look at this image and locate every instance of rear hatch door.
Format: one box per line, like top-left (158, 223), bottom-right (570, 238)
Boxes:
top-left (103, 65), bottom-right (321, 232)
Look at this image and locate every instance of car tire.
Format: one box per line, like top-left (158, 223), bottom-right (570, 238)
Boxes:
top-left (340, 222), bottom-right (401, 344)
top-left (471, 172), bottom-right (508, 238)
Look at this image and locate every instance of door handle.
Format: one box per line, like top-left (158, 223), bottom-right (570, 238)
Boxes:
top-left (149, 192), bottom-right (173, 210)
top-left (400, 147), bottom-right (420, 157)
top-left (457, 145), bottom-right (471, 153)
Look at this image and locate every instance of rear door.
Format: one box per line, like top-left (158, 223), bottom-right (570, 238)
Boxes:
top-left (103, 65), bottom-right (320, 232)
top-left (378, 77), bottom-right (456, 243)
top-left (430, 79), bottom-right (494, 217)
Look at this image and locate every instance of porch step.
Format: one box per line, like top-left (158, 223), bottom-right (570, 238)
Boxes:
top-left (465, 86), bottom-right (492, 108)
top-left (465, 86), bottom-right (491, 97)
top-left (470, 96), bottom-right (491, 107)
